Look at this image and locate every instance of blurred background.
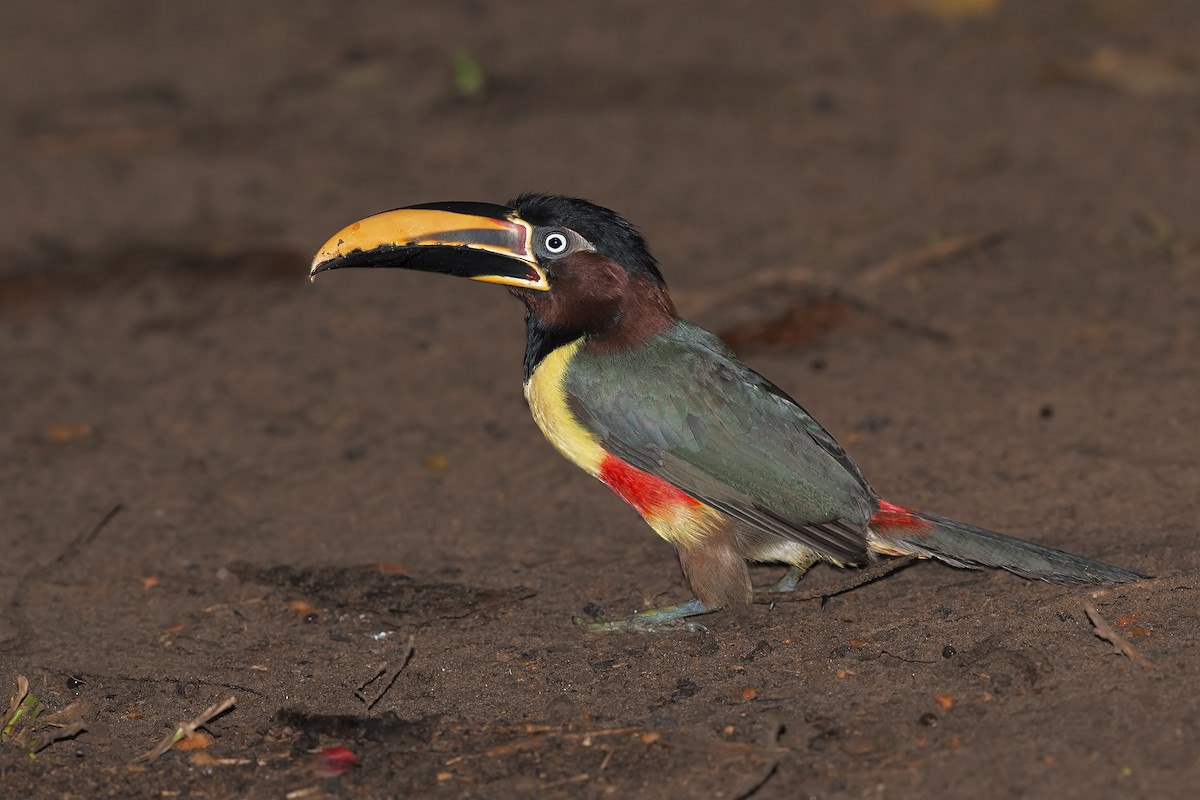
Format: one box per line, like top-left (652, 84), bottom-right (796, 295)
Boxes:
top-left (1, 1), bottom-right (1197, 796)
top-left (6, 0), bottom-right (1197, 268)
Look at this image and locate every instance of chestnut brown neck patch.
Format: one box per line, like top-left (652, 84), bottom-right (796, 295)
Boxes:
top-left (584, 273), bottom-right (676, 354)
top-left (514, 251), bottom-right (677, 377)
top-left (532, 251), bottom-right (675, 337)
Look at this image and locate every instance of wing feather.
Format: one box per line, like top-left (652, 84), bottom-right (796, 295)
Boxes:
top-left (566, 322), bottom-right (875, 565)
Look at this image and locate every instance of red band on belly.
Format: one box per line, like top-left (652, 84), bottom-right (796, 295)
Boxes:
top-left (598, 454), bottom-right (699, 517)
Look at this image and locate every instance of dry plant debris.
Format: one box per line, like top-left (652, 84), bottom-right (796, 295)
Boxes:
top-left (1083, 601), bottom-right (1155, 668)
top-left (355, 633), bottom-right (416, 711)
top-left (134, 696), bottom-right (236, 763)
top-left (2, 674), bottom-right (88, 755)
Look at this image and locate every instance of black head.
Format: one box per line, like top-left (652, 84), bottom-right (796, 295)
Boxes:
top-left (509, 193), bottom-right (664, 288)
top-left (496, 194), bottom-right (676, 375)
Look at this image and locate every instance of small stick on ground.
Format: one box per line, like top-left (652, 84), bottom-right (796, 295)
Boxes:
top-left (26, 699), bottom-right (88, 753)
top-left (3, 677), bottom-right (88, 753)
top-left (134, 696), bottom-right (236, 763)
top-left (31, 721), bottom-right (87, 752)
top-left (52, 504), bottom-right (125, 571)
top-left (679, 230), bottom-right (1005, 319)
top-left (540, 773), bottom-right (590, 791)
top-left (673, 267), bottom-right (820, 317)
top-left (732, 720), bottom-right (785, 800)
top-left (5, 504), bottom-right (123, 650)
top-left (1083, 601), bottom-right (1155, 668)
top-left (752, 555), bottom-right (919, 605)
top-left (854, 231), bottom-right (1007, 289)
top-left (356, 634), bottom-right (415, 711)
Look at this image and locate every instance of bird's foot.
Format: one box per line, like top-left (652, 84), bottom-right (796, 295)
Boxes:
top-left (753, 564), bottom-right (810, 594)
top-left (573, 597), bottom-right (712, 633)
top-left (573, 616), bottom-right (708, 633)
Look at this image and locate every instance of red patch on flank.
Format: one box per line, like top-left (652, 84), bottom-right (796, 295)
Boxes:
top-left (869, 499), bottom-right (934, 534)
top-left (598, 454), bottom-right (700, 517)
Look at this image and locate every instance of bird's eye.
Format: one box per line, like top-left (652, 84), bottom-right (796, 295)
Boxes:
top-left (543, 231), bottom-right (570, 255)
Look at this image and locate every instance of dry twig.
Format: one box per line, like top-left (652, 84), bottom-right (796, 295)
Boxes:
top-left (3, 675), bottom-right (88, 753)
top-left (679, 229), bottom-right (1005, 322)
top-left (854, 231), bottom-right (1006, 289)
top-left (5, 505), bottom-right (123, 650)
top-left (134, 696), bottom-right (236, 763)
top-left (752, 555), bottom-right (919, 605)
top-left (732, 720), bottom-right (785, 800)
top-left (1083, 601), bottom-right (1155, 668)
top-left (356, 633), bottom-right (415, 711)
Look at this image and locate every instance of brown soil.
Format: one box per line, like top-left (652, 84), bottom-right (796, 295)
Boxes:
top-left (2, 1), bottom-right (1198, 797)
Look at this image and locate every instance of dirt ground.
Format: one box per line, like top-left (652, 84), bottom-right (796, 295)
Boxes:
top-left (2, 1), bottom-right (1198, 797)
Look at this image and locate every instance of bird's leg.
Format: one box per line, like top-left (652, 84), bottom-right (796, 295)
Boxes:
top-left (573, 596), bottom-right (714, 633)
top-left (575, 532), bottom-right (746, 633)
top-left (753, 554), bottom-right (818, 594)
top-left (756, 565), bottom-right (806, 594)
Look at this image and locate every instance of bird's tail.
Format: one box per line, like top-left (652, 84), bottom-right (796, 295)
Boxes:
top-left (866, 500), bottom-right (1146, 585)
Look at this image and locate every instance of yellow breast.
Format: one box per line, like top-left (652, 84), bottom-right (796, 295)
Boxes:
top-left (523, 337), bottom-right (724, 550)
top-left (523, 338), bottom-right (606, 476)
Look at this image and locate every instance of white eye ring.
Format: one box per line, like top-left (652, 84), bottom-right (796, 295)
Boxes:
top-left (543, 231), bottom-right (570, 255)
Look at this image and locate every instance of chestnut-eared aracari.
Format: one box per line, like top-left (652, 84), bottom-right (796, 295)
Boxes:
top-left (311, 193), bottom-right (1145, 632)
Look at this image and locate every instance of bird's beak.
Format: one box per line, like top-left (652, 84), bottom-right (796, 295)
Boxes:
top-left (309, 201), bottom-right (549, 291)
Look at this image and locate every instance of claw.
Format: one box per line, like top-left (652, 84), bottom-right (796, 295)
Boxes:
top-left (572, 596), bottom-right (713, 633)
top-left (753, 561), bottom-right (816, 594)
top-left (572, 615), bottom-right (707, 634)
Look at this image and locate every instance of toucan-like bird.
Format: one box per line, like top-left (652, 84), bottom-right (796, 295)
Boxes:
top-left (310, 193), bottom-right (1145, 631)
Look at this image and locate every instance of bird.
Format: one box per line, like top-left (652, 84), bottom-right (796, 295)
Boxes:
top-left (310, 193), bottom-right (1146, 632)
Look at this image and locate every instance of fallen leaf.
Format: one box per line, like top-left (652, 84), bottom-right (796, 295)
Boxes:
top-left (43, 423), bottom-right (94, 443)
top-left (174, 731), bottom-right (214, 751)
top-left (287, 600), bottom-right (319, 620)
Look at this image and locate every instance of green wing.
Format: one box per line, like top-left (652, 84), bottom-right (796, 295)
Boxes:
top-left (565, 322), bottom-right (875, 565)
